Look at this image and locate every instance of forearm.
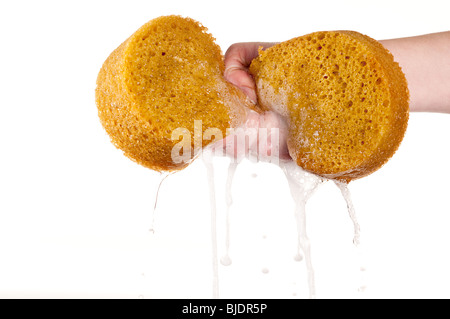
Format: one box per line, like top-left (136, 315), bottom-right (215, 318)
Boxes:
top-left (380, 32), bottom-right (450, 113)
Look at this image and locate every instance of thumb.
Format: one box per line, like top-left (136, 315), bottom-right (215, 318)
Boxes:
top-left (224, 42), bottom-right (277, 104)
top-left (224, 64), bottom-right (257, 104)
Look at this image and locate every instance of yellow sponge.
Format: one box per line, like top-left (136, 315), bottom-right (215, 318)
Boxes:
top-left (96, 17), bottom-right (409, 182)
top-left (96, 16), bottom-right (248, 171)
top-left (250, 31), bottom-right (409, 182)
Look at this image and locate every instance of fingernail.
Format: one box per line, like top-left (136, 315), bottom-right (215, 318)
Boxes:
top-left (241, 86), bottom-right (257, 105)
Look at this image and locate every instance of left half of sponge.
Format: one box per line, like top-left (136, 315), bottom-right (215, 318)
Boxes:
top-left (96, 15), bottom-right (249, 172)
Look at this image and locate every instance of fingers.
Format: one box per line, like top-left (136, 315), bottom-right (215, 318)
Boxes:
top-left (211, 110), bottom-right (291, 162)
top-left (221, 42), bottom-right (291, 162)
top-left (224, 42), bottom-right (277, 104)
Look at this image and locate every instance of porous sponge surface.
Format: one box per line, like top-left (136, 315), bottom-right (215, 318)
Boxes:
top-left (96, 16), bottom-right (247, 171)
top-left (250, 31), bottom-right (409, 182)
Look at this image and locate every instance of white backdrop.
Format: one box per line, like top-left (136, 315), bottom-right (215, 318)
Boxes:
top-left (0, 0), bottom-right (449, 299)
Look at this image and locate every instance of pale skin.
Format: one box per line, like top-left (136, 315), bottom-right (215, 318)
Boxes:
top-left (223, 31), bottom-right (450, 159)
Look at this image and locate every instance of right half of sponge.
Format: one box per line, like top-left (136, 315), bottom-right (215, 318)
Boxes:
top-left (250, 31), bottom-right (409, 182)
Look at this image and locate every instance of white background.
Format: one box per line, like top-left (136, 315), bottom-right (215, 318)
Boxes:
top-left (0, 0), bottom-right (449, 299)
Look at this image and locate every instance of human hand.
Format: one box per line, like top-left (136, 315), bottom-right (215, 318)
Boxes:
top-left (224, 42), bottom-right (277, 104)
top-left (221, 42), bottom-right (291, 161)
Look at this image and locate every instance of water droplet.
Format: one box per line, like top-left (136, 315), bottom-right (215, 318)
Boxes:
top-left (294, 253), bottom-right (303, 262)
top-left (220, 255), bottom-right (232, 266)
top-left (358, 285), bottom-right (367, 293)
top-left (262, 267), bottom-right (269, 274)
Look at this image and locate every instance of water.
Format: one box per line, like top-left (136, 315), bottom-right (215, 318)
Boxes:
top-left (220, 161), bottom-right (239, 267)
top-left (149, 172), bottom-right (171, 234)
top-left (200, 153), bottom-right (364, 298)
top-left (147, 146), bottom-right (365, 298)
top-left (203, 149), bottom-right (220, 299)
top-left (335, 180), bottom-right (367, 295)
top-left (280, 160), bottom-right (325, 299)
top-left (335, 181), bottom-right (361, 247)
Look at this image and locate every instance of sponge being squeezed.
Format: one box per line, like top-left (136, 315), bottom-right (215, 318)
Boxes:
top-left (96, 17), bottom-right (409, 182)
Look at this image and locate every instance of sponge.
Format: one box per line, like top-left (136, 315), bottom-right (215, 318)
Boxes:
top-left (96, 17), bottom-right (409, 182)
top-left (249, 31), bottom-right (409, 182)
top-left (96, 15), bottom-right (248, 171)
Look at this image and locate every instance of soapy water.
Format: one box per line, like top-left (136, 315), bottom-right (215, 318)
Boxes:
top-left (335, 180), bottom-right (367, 294)
top-left (202, 149), bottom-right (220, 298)
top-left (201, 146), bottom-right (363, 298)
top-left (219, 161), bottom-right (238, 267)
top-left (149, 172), bottom-right (172, 235)
top-left (335, 181), bottom-right (361, 247)
top-left (147, 123), bottom-right (365, 299)
top-left (281, 160), bottom-right (325, 299)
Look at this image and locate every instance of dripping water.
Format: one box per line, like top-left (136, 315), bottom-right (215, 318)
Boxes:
top-left (261, 234), bottom-right (271, 275)
top-left (149, 172), bottom-right (171, 234)
top-left (203, 149), bottom-right (220, 298)
top-left (335, 180), bottom-right (367, 294)
top-left (142, 172), bottom-right (171, 299)
top-left (139, 272), bottom-right (146, 299)
top-left (335, 181), bottom-right (360, 246)
top-left (281, 160), bottom-right (325, 299)
top-left (220, 161), bottom-right (239, 267)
